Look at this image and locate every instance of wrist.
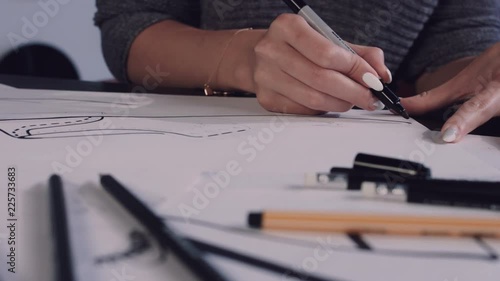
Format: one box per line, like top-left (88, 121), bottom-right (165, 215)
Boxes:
top-left (216, 29), bottom-right (266, 93)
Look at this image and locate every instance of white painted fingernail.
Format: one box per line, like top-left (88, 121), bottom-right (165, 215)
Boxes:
top-left (372, 100), bottom-right (385, 110)
top-left (362, 73), bottom-right (384, 91)
top-left (442, 126), bottom-right (459, 143)
top-left (386, 69), bottom-right (393, 83)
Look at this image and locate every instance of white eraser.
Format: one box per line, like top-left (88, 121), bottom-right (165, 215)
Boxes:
top-left (361, 182), bottom-right (377, 197)
top-left (304, 173), bottom-right (319, 186)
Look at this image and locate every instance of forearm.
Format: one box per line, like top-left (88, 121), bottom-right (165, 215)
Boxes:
top-left (127, 20), bottom-right (265, 92)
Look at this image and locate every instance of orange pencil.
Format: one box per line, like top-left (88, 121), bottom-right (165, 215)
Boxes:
top-left (248, 211), bottom-right (500, 238)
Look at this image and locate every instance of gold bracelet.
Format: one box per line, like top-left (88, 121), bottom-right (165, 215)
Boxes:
top-left (204, 28), bottom-right (253, 96)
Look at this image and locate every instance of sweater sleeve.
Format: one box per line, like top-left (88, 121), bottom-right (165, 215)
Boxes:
top-left (94, 0), bottom-right (200, 81)
top-left (400, 0), bottom-right (500, 81)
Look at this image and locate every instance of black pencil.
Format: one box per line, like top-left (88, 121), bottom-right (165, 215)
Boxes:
top-left (188, 238), bottom-right (341, 281)
top-left (49, 175), bottom-right (75, 281)
top-left (100, 175), bottom-right (229, 281)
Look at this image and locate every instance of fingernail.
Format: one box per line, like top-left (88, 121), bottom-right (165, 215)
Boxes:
top-left (372, 99), bottom-right (385, 110)
top-left (362, 73), bottom-right (384, 91)
top-left (442, 126), bottom-right (459, 143)
top-left (386, 69), bottom-right (393, 83)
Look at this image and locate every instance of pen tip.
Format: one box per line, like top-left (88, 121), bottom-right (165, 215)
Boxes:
top-left (394, 103), bottom-right (410, 119)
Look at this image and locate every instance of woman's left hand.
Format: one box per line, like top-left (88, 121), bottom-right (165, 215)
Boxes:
top-left (401, 42), bottom-right (500, 143)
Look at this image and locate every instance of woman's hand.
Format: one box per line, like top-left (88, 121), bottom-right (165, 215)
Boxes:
top-left (126, 18), bottom-right (391, 115)
top-left (402, 43), bottom-right (500, 143)
top-left (250, 14), bottom-right (392, 114)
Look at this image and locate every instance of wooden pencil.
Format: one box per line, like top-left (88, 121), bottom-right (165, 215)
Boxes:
top-left (248, 211), bottom-right (500, 238)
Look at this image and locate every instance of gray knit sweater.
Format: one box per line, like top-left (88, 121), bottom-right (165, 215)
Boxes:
top-left (94, 0), bottom-right (500, 83)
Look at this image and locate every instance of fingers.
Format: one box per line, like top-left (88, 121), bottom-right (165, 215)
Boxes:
top-left (351, 44), bottom-right (392, 83)
top-left (400, 80), bottom-right (458, 115)
top-left (270, 14), bottom-right (384, 92)
top-left (264, 42), bottom-right (380, 110)
top-left (256, 89), bottom-right (324, 115)
top-left (255, 13), bottom-right (393, 114)
top-left (254, 66), bottom-right (353, 112)
top-left (440, 86), bottom-right (500, 143)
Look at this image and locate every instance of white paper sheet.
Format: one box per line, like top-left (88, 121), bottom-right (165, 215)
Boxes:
top-left (0, 83), bottom-right (14, 90)
top-left (0, 88), bottom-right (499, 281)
top-left (0, 87), bottom-right (270, 118)
top-left (460, 134), bottom-right (500, 169)
top-left (160, 173), bottom-right (500, 281)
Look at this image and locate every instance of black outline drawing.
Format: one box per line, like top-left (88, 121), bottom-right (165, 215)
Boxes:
top-left (0, 116), bottom-right (251, 139)
top-left (0, 114), bottom-right (411, 140)
top-left (0, 92), bottom-right (412, 140)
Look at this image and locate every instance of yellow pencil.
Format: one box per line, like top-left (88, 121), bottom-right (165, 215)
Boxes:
top-left (248, 211), bottom-right (500, 238)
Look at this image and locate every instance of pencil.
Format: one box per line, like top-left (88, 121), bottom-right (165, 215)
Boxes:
top-left (188, 238), bottom-right (340, 281)
top-left (49, 175), bottom-right (75, 281)
top-left (248, 211), bottom-right (500, 238)
top-left (100, 175), bottom-right (229, 281)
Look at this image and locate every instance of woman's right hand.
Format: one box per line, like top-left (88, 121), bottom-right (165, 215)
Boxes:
top-left (250, 14), bottom-right (392, 114)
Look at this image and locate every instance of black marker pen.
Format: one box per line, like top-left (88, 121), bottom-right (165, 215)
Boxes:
top-left (282, 0), bottom-right (410, 119)
top-left (305, 153), bottom-right (500, 211)
top-left (306, 171), bottom-right (500, 211)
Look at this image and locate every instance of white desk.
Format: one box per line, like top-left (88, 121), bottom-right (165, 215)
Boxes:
top-left (1, 87), bottom-right (499, 281)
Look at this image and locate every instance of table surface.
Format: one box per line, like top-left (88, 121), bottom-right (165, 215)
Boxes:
top-left (0, 74), bottom-right (498, 137)
top-left (1, 75), bottom-right (499, 281)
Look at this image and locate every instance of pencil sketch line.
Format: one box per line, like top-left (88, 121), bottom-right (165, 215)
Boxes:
top-left (11, 116), bottom-right (97, 137)
top-left (27, 127), bottom-right (247, 139)
top-left (0, 114), bottom-right (277, 121)
top-left (14, 132), bottom-right (164, 140)
top-left (0, 113), bottom-right (405, 140)
top-left (27, 129), bottom-right (207, 138)
top-left (0, 97), bottom-right (139, 106)
top-left (0, 114), bottom-right (410, 124)
top-left (0, 116), bottom-right (250, 140)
